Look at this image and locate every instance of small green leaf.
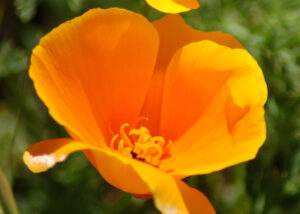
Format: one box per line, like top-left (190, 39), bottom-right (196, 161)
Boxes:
top-left (284, 151), bottom-right (300, 195)
top-left (0, 42), bottom-right (27, 78)
top-left (14, 0), bottom-right (38, 23)
top-left (67, 0), bottom-right (84, 13)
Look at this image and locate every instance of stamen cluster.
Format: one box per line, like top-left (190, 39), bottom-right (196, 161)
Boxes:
top-left (110, 123), bottom-right (172, 166)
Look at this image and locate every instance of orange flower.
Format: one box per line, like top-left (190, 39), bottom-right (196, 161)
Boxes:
top-left (23, 8), bottom-right (267, 214)
top-left (145, 0), bottom-right (199, 13)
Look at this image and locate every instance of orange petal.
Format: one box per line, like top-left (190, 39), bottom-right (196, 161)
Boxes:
top-left (140, 15), bottom-right (243, 132)
top-left (160, 40), bottom-right (264, 140)
top-left (84, 150), bottom-right (151, 195)
top-left (24, 138), bottom-right (215, 213)
top-left (159, 40), bottom-right (267, 175)
top-left (23, 138), bottom-right (96, 173)
top-left (153, 14), bottom-right (243, 69)
top-left (87, 149), bottom-right (215, 214)
top-left (175, 179), bottom-right (215, 214)
top-left (30, 8), bottom-right (159, 145)
top-left (139, 68), bottom-right (165, 135)
top-left (163, 96), bottom-right (266, 176)
top-left (145, 0), bottom-right (199, 13)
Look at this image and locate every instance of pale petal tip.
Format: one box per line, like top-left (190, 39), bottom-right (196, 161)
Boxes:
top-left (23, 151), bottom-right (66, 173)
top-left (156, 200), bottom-right (188, 214)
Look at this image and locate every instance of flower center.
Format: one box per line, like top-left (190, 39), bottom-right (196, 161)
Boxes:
top-left (110, 123), bottom-right (172, 166)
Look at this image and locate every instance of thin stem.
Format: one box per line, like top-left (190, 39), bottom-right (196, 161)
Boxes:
top-left (7, 73), bottom-right (26, 179)
top-left (0, 168), bottom-right (19, 214)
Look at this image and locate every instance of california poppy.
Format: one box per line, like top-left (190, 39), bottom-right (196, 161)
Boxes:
top-left (145, 0), bottom-right (199, 13)
top-left (23, 8), bottom-right (267, 214)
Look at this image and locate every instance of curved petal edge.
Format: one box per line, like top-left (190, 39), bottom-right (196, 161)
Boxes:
top-left (146, 0), bottom-right (199, 13)
top-left (23, 138), bottom-right (95, 173)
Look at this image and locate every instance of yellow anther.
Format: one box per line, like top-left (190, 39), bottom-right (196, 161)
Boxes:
top-left (110, 134), bottom-right (119, 149)
top-left (133, 143), bottom-right (143, 154)
top-left (118, 139), bottom-right (124, 151)
top-left (110, 122), bottom-right (172, 166)
top-left (120, 123), bottom-right (133, 147)
top-left (121, 147), bottom-right (133, 158)
top-left (131, 116), bottom-right (149, 129)
top-left (151, 136), bottom-right (165, 147)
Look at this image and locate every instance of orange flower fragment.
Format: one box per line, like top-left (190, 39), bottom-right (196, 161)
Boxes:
top-left (23, 8), bottom-right (267, 214)
top-left (145, 0), bottom-right (200, 13)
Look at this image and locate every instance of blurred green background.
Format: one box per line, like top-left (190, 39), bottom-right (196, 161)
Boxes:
top-left (0, 0), bottom-right (300, 213)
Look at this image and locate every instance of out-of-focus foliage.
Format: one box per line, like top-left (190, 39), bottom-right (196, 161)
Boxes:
top-left (0, 42), bottom-right (27, 77)
top-left (0, 0), bottom-right (299, 213)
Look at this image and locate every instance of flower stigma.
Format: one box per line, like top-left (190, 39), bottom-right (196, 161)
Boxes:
top-left (110, 122), bottom-right (173, 166)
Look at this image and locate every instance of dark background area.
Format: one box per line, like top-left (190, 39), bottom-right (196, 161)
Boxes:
top-left (0, 0), bottom-right (300, 213)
